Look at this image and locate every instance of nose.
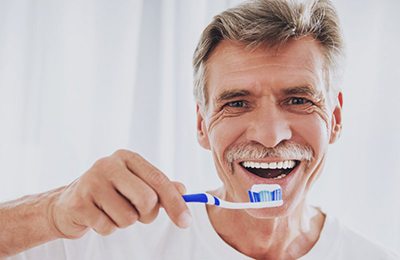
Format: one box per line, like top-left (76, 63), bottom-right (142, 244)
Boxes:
top-left (245, 104), bottom-right (292, 148)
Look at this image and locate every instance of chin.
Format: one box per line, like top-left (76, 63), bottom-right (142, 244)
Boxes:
top-left (244, 187), bottom-right (309, 222)
top-left (245, 201), bottom-right (295, 219)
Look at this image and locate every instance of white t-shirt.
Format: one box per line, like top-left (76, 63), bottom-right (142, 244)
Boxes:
top-left (9, 205), bottom-right (399, 260)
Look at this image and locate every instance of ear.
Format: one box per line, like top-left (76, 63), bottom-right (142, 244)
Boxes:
top-left (329, 92), bottom-right (343, 144)
top-left (196, 105), bottom-right (211, 150)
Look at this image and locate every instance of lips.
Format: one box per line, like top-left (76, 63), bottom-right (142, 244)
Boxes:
top-left (239, 160), bottom-right (300, 179)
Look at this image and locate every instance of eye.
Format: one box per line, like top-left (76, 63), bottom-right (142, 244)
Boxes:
top-left (287, 97), bottom-right (313, 105)
top-left (225, 100), bottom-right (247, 108)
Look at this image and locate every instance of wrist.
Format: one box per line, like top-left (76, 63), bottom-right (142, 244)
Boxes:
top-left (44, 186), bottom-right (69, 239)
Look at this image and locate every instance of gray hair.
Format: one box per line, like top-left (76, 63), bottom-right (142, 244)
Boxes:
top-left (193, 0), bottom-right (344, 109)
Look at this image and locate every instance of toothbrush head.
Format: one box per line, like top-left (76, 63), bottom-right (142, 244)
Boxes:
top-left (248, 184), bottom-right (283, 204)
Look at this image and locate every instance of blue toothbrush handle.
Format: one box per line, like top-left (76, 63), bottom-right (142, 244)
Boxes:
top-left (182, 193), bottom-right (209, 203)
top-left (182, 193), bottom-right (221, 206)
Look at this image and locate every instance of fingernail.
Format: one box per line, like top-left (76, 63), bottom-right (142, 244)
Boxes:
top-left (178, 211), bottom-right (192, 228)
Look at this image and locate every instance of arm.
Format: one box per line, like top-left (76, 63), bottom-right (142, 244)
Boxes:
top-left (0, 187), bottom-right (65, 257)
top-left (0, 150), bottom-right (191, 258)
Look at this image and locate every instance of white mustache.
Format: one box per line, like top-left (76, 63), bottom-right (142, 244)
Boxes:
top-left (225, 141), bottom-right (313, 163)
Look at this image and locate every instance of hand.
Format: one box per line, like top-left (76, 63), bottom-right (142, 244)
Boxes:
top-left (48, 150), bottom-right (192, 239)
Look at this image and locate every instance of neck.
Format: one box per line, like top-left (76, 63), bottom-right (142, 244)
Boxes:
top-left (206, 189), bottom-right (325, 260)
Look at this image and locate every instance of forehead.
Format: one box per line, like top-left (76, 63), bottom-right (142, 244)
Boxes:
top-left (205, 37), bottom-right (326, 99)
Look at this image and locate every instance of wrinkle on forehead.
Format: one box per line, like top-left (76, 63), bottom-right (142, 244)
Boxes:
top-left (207, 37), bottom-right (325, 74)
top-left (205, 38), bottom-right (326, 101)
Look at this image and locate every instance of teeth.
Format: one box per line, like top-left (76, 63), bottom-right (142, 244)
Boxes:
top-left (242, 160), bottom-right (297, 170)
top-left (273, 173), bottom-right (287, 179)
top-left (269, 162), bottom-right (277, 169)
top-left (290, 161), bottom-right (296, 168)
top-left (283, 161), bottom-right (288, 169)
top-left (277, 161), bottom-right (283, 168)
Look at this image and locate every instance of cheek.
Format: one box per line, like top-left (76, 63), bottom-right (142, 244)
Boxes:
top-left (207, 117), bottom-right (249, 196)
top-left (292, 113), bottom-right (331, 156)
top-left (306, 105), bottom-right (331, 130)
top-left (208, 116), bottom-right (247, 158)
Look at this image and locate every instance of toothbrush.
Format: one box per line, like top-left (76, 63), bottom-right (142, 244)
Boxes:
top-left (182, 184), bottom-right (283, 209)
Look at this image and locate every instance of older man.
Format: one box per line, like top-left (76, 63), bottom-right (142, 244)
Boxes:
top-left (1, 0), bottom-right (398, 259)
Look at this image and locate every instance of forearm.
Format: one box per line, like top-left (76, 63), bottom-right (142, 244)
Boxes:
top-left (0, 187), bottom-right (65, 258)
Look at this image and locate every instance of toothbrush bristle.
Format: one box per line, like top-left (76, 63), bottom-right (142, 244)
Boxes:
top-left (248, 184), bottom-right (283, 203)
top-left (251, 189), bottom-right (282, 202)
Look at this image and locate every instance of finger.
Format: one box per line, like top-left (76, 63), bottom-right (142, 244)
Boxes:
top-left (77, 201), bottom-right (118, 236)
top-left (172, 181), bottom-right (187, 195)
top-left (111, 169), bottom-right (160, 224)
top-left (115, 151), bottom-right (192, 228)
top-left (137, 206), bottom-right (160, 224)
top-left (92, 186), bottom-right (139, 228)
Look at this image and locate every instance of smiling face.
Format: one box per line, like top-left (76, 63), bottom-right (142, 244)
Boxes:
top-left (196, 37), bottom-right (342, 217)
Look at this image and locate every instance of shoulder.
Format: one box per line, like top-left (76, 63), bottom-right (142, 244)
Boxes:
top-left (303, 213), bottom-right (399, 260)
top-left (337, 219), bottom-right (399, 259)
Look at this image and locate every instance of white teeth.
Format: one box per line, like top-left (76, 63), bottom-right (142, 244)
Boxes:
top-left (290, 161), bottom-right (296, 168)
top-left (282, 161), bottom-right (288, 169)
top-left (277, 161), bottom-right (283, 168)
top-left (242, 160), bottom-right (297, 170)
top-left (260, 162), bottom-right (268, 168)
top-left (273, 173), bottom-right (287, 179)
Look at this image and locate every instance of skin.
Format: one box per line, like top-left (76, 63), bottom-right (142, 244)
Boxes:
top-left (0, 150), bottom-right (192, 257)
top-left (196, 37), bottom-right (342, 259)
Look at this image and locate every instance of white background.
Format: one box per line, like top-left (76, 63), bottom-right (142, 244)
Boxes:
top-left (0, 0), bottom-right (399, 254)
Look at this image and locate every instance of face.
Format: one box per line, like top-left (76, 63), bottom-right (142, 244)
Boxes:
top-left (196, 37), bottom-right (343, 218)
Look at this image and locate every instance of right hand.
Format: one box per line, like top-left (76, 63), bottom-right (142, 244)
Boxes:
top-left (48, 149), bottom-right (192, 239)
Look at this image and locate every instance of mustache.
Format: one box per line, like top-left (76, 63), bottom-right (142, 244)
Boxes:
top-left (225, 141), bottom-right (314, 164)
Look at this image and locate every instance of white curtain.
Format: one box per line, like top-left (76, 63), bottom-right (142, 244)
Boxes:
top-left (0, 0), bottom-right (399, 254)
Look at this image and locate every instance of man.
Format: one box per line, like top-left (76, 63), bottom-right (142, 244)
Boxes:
top-left (1, 0), bottom-right (398, 259)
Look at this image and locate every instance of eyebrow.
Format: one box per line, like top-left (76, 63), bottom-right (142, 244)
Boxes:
top-left (215, 89), bottom-right (251, 103)
top-left (282, 86), bottom-right (320, 97)
top-left (214, 85), bottom-right (321, 104)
